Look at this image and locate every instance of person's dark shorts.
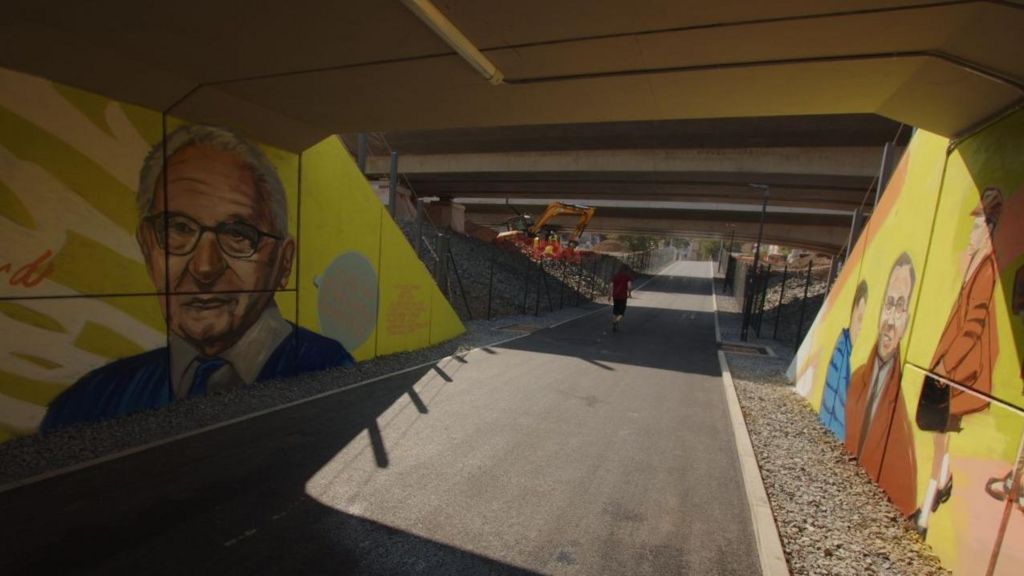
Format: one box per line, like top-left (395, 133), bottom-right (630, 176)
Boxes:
top-left (613, 298), bottom-right (627, 315)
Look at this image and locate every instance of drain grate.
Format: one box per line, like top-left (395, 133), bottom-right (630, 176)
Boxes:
top-left (720, 342), bottom-right (772, 356)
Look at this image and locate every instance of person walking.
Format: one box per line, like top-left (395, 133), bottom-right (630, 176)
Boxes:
top-left (610, 264), bottom-right (633, 332)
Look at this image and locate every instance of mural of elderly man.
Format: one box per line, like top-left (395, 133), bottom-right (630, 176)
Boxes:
top-left (844, 253), bottom-right (917, 517)
top-left (42, 125), bottom-right (354, 430)
top-left (819, 280), bottom-right (868, 441)
top-left (915, 187), bottom-right (1003, 533)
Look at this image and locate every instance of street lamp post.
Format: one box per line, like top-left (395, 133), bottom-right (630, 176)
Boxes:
top-left (740, 185), bottom-right (769, 341)
top-left (720, 227), bottom-right (736, 273)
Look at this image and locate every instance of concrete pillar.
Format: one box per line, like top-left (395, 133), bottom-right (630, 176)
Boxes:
top-left (415, 200), bottom-right (424, 257)
top-left (356, 133), bottom-right (369, 174)
top-left (388, 152), bottom-right (398, 219)
top-left (426, 200), bottom-right (466, 234)
top-left (873, 142), bottom-right (897, 209)
top-left (435, 235), bottom-right (450, 295)
top-left (846, 207), bottom-right (864, 262)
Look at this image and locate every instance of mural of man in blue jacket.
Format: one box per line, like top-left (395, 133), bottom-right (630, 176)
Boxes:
top-left (818, 279), bottom-right (868, 441)
top-left (42, 125), bottom-right (354, 430)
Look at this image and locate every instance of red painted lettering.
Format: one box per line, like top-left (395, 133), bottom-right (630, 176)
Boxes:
top-left (9, 250), bottom-right (56, 288)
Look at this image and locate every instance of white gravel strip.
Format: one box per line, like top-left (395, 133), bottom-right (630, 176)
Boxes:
top-left (726, 355), bottom-right (949, 576)
top-left (0, 304), bottom-right (604, 489)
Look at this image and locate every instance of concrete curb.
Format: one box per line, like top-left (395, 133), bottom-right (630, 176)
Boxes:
top-left (718, 351), bottom-right (790, 576)
top-left (711, 259), bottom-right (790, 576)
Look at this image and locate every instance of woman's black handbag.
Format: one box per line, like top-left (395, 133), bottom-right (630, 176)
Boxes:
top-left (916, 375), bottom-right (951, 432)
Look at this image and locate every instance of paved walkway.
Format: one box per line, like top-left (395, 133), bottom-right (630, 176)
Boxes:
top-left (0, 261), bottom-right (760, 575)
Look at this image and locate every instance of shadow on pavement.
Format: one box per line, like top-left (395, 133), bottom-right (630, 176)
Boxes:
top-left (0, 265), bottom-right (722, 575)
top-left (495, 268), bottom-right (721, 377)
top-left (0, 361), bottom-right (540, 576)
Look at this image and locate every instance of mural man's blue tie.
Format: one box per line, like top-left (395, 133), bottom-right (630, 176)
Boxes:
top-left (189, 357), bottom-right (228, 398)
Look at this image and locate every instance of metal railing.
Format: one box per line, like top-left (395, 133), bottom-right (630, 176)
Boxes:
top-left (723, 254), bottom-right (832, 348)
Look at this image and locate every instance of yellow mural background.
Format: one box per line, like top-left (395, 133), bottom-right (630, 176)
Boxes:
top-left (299, 136), bottom-right (384, 361)
top-left (0, 68), bottom-right (464, 442)
top-left (298, 135), bottom-right (464, 360)
top-left (0, 69), bottom-right (166, 441)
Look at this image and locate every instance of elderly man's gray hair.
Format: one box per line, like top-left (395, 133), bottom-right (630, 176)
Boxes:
top-left (137, 125), bottom-right (288, 234)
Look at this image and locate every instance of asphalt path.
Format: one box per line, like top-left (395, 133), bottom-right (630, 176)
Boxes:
top-left (0, 260), bottom-right (759, 575)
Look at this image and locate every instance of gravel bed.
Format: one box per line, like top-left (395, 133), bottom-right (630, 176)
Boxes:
top-left (0, 304), bottom-right (603, 487)
top-left (726, 357), bottom-right (949, 576)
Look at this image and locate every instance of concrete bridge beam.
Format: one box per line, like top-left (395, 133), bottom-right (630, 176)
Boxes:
top-left (463, 204), bottom-right (850, 253)
top-left (366, 147), bottom-right (883, 178)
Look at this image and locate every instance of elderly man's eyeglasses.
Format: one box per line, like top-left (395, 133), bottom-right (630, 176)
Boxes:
top-left (882, 297), bottom-right (908, 318)
top-left (145, 212), bottom-right (280, 259)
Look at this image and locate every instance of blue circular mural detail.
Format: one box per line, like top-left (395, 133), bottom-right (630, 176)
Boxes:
top-left (317, 252), bottom-right (377, 352)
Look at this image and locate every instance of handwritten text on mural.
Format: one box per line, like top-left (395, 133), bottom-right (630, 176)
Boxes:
top-left (385, 284), bottom-right (428, 337)
top-left (0, 250), bottom-right (56, 288)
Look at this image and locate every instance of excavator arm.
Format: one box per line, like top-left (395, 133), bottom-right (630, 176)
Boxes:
top-left (527, 202), bottom-right (596, 241)
top-left (494, 202), bottom-right (596, 261)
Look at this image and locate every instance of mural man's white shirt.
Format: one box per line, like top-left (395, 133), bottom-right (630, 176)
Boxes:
top-left (170, 304), bottom-right (292, 399)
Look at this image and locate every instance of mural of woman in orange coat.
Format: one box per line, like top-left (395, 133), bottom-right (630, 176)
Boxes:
top-left (915, 187), bottom-right (1003, 534)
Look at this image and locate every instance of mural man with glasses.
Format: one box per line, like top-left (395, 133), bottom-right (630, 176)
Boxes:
top-left (844, 252), bottom-right (918, 518)
top-left (42, 125), bottom-right (354, 430)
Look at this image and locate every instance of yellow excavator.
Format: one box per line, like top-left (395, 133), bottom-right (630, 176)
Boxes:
top-left (496, 202), bottom-right (596, 259)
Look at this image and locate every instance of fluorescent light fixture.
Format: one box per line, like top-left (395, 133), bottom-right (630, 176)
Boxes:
top-left (401, 0), bottom-right (504, 85)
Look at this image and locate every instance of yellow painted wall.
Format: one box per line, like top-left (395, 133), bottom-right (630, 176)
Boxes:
top-left (377, 220), bottom-right (433, 355)
top-left (299, 136), bottom-right (384, 361)
top-left (793, 112), bottom-right (1024, 575)
top-left (0, 68), bottom-right (165, 441)
top-left (299, 135), bottom-right (464, 360)
top-left (0, 68), bottom-right (464, 442)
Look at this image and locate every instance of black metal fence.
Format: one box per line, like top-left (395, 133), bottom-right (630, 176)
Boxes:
top-left (429, 239), bottom-right (675, 321)
top-left (723, 255), bottom-right (833, 348)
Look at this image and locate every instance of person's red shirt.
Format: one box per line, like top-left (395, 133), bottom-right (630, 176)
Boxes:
top-left (612, 272), bottom-right (632, 299)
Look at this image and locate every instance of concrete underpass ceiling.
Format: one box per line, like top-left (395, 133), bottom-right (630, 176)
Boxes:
top-left (3, 1), bottom-right (1022, 252)
top-left (2, 1), bottom-right (1021, 150)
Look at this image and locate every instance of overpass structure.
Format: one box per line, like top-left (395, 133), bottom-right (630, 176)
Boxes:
top-left (4, 1), bottom-right (1021, 253)
top-left (457, 199), bottom-right (854, 252)
top-left (355, 116), bottom-right (907, 252)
